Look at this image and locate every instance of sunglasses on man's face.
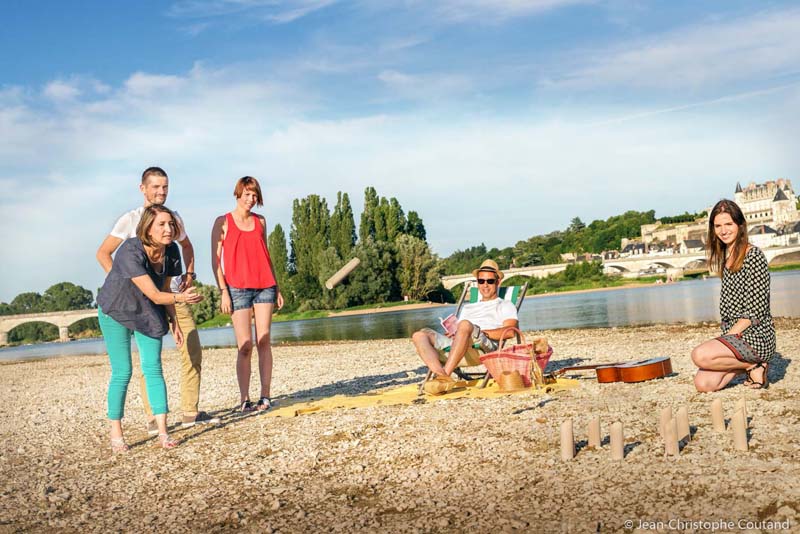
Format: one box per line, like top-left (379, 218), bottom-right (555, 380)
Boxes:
top-left (477, 278), bottom-right (497, 285)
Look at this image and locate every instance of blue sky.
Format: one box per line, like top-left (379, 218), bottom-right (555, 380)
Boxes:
top-left (1, 0), bottom-right (799, 301)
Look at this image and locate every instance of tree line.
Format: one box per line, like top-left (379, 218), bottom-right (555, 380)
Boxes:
top-left (269, 186), bottom-right (441, 312)
top-left (440, 210), bottom-right (660, 274)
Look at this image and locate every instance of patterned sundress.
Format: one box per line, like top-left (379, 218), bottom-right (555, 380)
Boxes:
top-left (716, 246), bottom-right (776, 363)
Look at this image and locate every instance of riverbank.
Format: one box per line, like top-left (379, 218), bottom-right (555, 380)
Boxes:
top-left (1, 319), bottom-right (797, 532)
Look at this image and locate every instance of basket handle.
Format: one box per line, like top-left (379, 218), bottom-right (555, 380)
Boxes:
top-left (496, 326), bottom-right (524, 350)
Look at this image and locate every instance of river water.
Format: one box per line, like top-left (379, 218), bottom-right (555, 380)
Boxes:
top-left (3, 271), bottom-right (799, 361)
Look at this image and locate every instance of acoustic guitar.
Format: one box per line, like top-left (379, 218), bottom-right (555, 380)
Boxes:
top-left (548, 356), bottom-right (673, 384)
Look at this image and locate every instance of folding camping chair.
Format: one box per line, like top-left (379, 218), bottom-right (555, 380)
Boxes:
top-left (417, 280), bottom-right (529, 394)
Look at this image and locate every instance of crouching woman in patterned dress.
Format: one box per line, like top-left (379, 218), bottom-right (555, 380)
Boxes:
top-left (691, 199), bottom-right (776, 392)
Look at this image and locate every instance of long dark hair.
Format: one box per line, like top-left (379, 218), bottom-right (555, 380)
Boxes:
top-left (707, 199), bottom-right (748, 276)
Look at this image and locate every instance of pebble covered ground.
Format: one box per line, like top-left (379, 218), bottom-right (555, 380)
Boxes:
top-left (1, 319), bottom-right (798, 533)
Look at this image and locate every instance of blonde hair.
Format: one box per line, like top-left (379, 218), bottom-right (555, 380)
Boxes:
top-left (136, 205), bottom-right (177, 248)
top-left (707, 199), bottom-right (748, 276)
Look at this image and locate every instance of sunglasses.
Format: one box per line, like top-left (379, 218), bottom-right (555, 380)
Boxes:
top-left (476, 278), bottom-right (497, 285)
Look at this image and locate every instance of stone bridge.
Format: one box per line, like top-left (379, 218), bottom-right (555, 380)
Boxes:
top-left (0, 309), bottom-right (97, 346)
top-left (441, 245), bottom-right (800, 289)
top-left (603, 244), bottom-right (800, 273)
top-left (603, 253), bottom-right (707, 273)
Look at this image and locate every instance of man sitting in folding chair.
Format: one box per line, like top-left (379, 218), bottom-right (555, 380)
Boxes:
top-left (413, 259), bottom-right (519, 395)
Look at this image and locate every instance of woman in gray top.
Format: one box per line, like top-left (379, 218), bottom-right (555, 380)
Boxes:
top-left (97, 205), bottom-right (203, 452)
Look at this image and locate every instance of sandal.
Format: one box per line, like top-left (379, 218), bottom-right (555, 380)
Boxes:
top-left (110, 437), bottom-right (129, 454)
top-left (744, 362), bottom-right (769, 389)
top-left (154, 433), bottom-right (180, 449)
top-left (238, 399), bottom-right (255, 413)
top-left (256, 397), bottom-right (272, 411)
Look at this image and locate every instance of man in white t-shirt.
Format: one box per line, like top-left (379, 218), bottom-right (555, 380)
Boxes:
top-left (96, 166), bottom-right (219, 430)
top-left (412, 259), bottom-right (518, 390)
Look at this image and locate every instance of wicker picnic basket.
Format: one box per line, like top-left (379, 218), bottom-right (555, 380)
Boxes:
top-left (479, 327), bottom-right (553, 387)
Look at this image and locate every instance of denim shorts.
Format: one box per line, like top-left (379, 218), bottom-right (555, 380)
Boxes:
top-left (229, 286), bottom-right (277, 312)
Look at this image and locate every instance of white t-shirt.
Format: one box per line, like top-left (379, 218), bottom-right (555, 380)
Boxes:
top-left (109, 206), bottom-right (188, 292)
top-left (458, 298), bottom-right (518, 330)
top-left (110, 206), bottom-right (187, 242)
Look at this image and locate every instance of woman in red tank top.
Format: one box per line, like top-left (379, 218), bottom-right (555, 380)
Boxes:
top-left (211, 177), bottom-right (284, 412)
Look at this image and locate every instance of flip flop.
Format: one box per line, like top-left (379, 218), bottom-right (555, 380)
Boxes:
top-left (744, 362), bottom-right (769, 389)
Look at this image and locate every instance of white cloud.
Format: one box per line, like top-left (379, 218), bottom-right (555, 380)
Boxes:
top-left (43, 80), bottom-right (81, 101)
top-left (422, 0), bottom-right (592, 23)
top-left (551, 7), bottom-right (800, 90)
top-left (167, 0), bottom-right (337, 23)
top-left (124, 72), bottom-right (186, 96)
top-left (378, 69), bottom-right (472, 101)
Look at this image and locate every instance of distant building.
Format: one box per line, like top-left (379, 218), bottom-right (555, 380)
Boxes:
top-left (640, 219), bottom-right (707, 251)
top-left (748, 224), bottom-right (778, 249)
top-left (620, 240), bottom-right (645, 257)
top-left (734, 178), bottom-right (798, 225)
top-left (639, 178), bottom-right (799, 251)
top-left (680, 240), bottom-right (706, 255)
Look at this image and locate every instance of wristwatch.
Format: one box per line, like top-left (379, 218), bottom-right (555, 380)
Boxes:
top-left (185, 272), bottom-right (197, 281)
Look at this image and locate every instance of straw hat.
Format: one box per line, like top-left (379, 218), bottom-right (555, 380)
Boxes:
top-left (472, 259), bottom-right (504, 281)
top-left (496, 370), bottom-right (528, 392)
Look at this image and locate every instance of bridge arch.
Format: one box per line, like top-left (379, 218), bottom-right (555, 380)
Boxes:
top-left (683, 258), bottom-right (708, 270)
top-left (603, 264), bottom-right (630, 273)
top-left (7, 321), bottom-right (59, 344)
top-left (647, 261), bottom-right (676, 269)
top-left (769, 251), bottom-right (800, 266)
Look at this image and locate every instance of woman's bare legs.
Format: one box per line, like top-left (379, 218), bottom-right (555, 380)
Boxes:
top-left (232, 307), bottom-right (255, 403)
top-left (253, 303), bottom-right (275, 402)
top-left (691, 339), bottom-right (750, 392)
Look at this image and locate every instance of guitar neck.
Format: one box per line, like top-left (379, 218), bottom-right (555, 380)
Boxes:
top-left (551, 363), bottom-right (622, 376)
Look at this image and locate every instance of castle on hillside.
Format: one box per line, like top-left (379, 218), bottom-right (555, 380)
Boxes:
top-left (635, 178), bottom-right (799, 254)
top-left (734, 178), bottom-right (797, 225)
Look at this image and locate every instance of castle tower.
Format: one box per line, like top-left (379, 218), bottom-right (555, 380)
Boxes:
top-left (772, 187), bottom-right (798, 224)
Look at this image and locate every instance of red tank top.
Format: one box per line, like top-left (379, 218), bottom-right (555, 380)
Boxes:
top-left (222, 212), bottom-right (276, 289)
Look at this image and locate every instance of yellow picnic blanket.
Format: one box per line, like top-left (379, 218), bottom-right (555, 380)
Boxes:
top-left (266, 377), bottom-right (579, 418)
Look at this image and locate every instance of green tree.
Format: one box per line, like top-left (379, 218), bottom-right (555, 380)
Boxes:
top-left (315, 246), bottom-right (352, 310)
top-left (10, 292), bottom-right (45, 313)
top-left (384, 197), bottom-right (406, 241)
top-left (405, 211), bottom-right (426, 241)
top-left (359, 186), bottom-right (379, 242)
top-left (9, 322), bottom-right (57, 343)
top-left (569, 217), bottom-right (586, 232)
top-left (268, 223), bottom-right (290, 282)
top-left (440, 244), bottom-right (488, 275)
top-left (42, 282), bottom-right (94, 311)
top-left (344, 238), bottom-right (397, 305)
top-left (373, 197), bottom-right (389, 242)
top-left (658, 211), bottom-right (707, 224)
top-left (190, 281), bottom-right (221, 326)
top-left (395, 235), bottom-right (441, 300)
top-left (290, 194), bottom-right (331, 282)
top-left (330, 192), bottom-right (356, 258)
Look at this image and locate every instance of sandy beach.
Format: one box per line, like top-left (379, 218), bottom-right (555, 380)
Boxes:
top-left (1, 319), bottom-right (798, 533)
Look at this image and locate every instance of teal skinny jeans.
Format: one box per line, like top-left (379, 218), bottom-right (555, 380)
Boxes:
top-left (98, 308), bottom-right (168, 420)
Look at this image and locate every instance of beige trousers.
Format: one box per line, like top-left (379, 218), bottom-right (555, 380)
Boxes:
top-left (141, 302), bottom-right (202, 416)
